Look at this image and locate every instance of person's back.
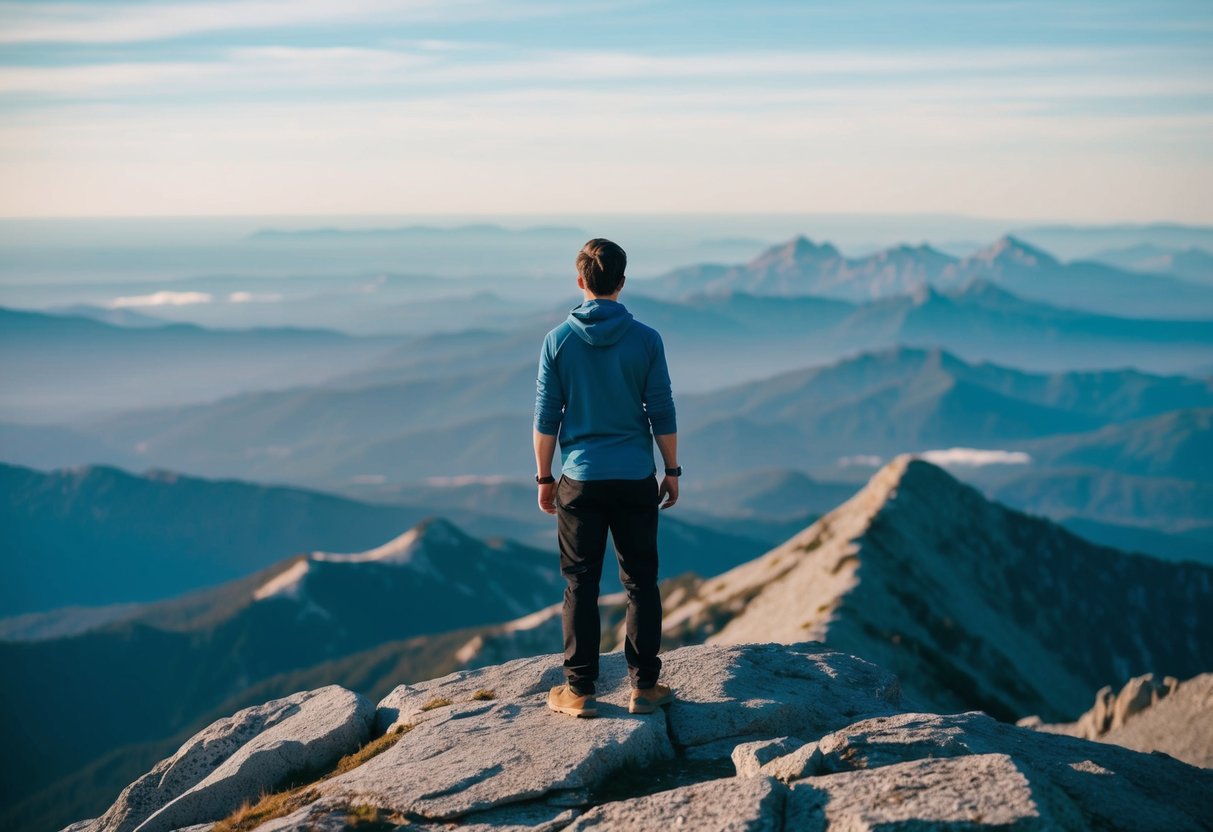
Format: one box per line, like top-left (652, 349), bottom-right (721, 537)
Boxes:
top-left (537, 300), bottom-right (675, 480)
top-left (533, 238), bottom-right (681, 719)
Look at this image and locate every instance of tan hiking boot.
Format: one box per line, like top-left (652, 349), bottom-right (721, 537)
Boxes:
top-left (547, 683), bottom-right (598, 718)
top-left (629, 682), bottom-right (675, 714)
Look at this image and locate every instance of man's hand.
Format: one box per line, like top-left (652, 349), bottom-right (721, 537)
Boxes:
top-left (658, 475), bottom-right (679, 510)
top-left (538, 481), bottom-right (557, 515)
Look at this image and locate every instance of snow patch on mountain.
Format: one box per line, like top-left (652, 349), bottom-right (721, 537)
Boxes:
top-left (252, 558), bottom-right (310, 601)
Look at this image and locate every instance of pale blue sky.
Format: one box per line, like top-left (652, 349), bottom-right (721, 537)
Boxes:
top-left (1, 0), bottom-right (1210, 220)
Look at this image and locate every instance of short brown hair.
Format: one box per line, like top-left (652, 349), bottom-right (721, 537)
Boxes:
top-left (576, 238), bottom-right (627, 296)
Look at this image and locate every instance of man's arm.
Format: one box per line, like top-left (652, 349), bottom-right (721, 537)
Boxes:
top-left (533, 335), bottom-right (564, 515)
top-left (642, 333), bottom-right (677, 437)
top-left (534, 429), bottom-right (558, 515)
top-left (644, 333), bottom-right (679, 510)
top-left (654, 432), bottom-right (679, 510)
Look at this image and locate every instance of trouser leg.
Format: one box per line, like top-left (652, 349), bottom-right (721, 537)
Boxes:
top-left (555, 475), bottom-right (608, 696)
top-left (607, 475), bottom-right (662, 689)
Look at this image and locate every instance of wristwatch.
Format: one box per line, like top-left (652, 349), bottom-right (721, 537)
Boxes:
top-left (665, 466), bottom-right (682, 477)
top-left (536, 474), bottom-right (556, 484)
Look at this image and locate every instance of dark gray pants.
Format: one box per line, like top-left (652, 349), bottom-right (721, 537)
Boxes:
top-left (555, 473), bottom-right (662, 695)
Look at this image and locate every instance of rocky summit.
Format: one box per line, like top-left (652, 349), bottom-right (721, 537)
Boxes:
top-left (660, 456), bottom-right (1213, 722)
top-left (61, 642), bottom-right (1212, 832)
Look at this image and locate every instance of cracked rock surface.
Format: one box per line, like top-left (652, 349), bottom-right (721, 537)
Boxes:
top-left (314, 641), bottom-right (900, 823)
top-left (61, 643), bottom-right (1212, 832)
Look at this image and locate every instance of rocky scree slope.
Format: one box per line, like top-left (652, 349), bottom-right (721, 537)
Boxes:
top-left (1023, 672), bottom-right (1213, 769)
top-left (61, 642), bottom-right (1212, 832)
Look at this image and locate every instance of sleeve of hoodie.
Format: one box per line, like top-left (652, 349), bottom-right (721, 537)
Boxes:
top-left (533, 332), bottom-right (565, 436)
top-left (643, 331), bottom-right (677, 435)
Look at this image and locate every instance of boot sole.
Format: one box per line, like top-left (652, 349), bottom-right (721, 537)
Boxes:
top-left (548, 701), bottom-right (598, 718)
top-left (629, 693), bottom-right (674, 714)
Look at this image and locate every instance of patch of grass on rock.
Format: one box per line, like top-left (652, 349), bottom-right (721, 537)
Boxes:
top-left (419, 696), bottom-right (453, 711)
top-left (213, 788), bottom-right (320, 832)
top-left (212, 724), bottom-right (413, 831)
top-left (471, 688), bottom-right (496, 701)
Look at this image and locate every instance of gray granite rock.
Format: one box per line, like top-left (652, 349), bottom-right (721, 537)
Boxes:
top-left (334, 642), bottom-right (900, 822)
top-left (733, 739), bottom-right (823, 783)
top-left (787, 753), bottom-right (1065, 830)
top-left (82, 685), bottom-right (374, 832)
top-left (437, 802), bottom-right (581, 831)
top-left (657, 642), bottom-right (901, 751)
top-left (566, 775), bottom-right (786, 831)
top-left (801, 711), bottom-right (1213, 830)
top-left (321, 650), bottom-right (675, 820)
top-left (564, 755), bottom-right (1067, 830)
top-left (244, 796), bottom-right (580, 832)
top-left (61, 644), bottom-right (1211, 832)
top-left (730, 737), bottom-right (807, 778)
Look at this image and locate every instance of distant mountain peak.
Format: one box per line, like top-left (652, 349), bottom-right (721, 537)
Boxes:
top-left (871, 242), bottom-right (954, 262)
top-left (252, 556), bottom-right (311, 601)
top-left (947, 278), bottom-right (1030, 304)
top-left (907, 283), bottom-right (942, 305)
top-left (971, 235), bottom-right (1060, 268)
top-left (250, 518), bottom-right (475, 603)
top-left (753, 235), bottom-right (842, 266)
top-left (312, 516), bottom-right (465, 568)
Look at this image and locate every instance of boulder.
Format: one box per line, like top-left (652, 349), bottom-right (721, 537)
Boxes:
top-left (78, 685), bottom-right (374, 832)
top-left (787, 753), bottom-right (1064, 830)
top-left (732, 738), bottom-right (823, 783)
top-left (566, 775), bottom-right (785, 831)
top-left (745, 711), bottom-right (1213, 829)
top-left (730, 737), bottom-right (807, 778)
top-left (656, 642), bottom-right (901, 751)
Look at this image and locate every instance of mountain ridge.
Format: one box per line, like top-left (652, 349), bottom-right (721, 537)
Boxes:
top-left (644, 234), bottom-right (1213, 317)
top-left (659, 456), bottom-right (1213, 721)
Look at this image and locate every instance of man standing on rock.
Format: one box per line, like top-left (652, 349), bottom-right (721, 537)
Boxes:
top-left (533, 237), bottom-right (681, 719)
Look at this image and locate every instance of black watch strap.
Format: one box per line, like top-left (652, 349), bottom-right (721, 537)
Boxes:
top-left (536, 474), bottom-right (556, 484)
top-left (665, 466), bottom-right (682, 477)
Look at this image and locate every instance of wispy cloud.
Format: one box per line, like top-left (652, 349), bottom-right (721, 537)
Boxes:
top-left (5, 44), bottom-right (1204, 100)
top-left (227, 291), bottom-right (282, 303)
top-left (107, 290), bottom-right (212, 307)
top-left (0, 0), bottom-right (566, 44)
top-left (1, 1), bottom-right (1209, 219)
top-left (424, 474), bottom-right (513, 486)
top-left (918, 448), bottom-right (1032, 467)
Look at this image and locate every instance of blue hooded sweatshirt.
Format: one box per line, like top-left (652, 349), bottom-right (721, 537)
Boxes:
top-left (534, 298), bottom-right (677, 481)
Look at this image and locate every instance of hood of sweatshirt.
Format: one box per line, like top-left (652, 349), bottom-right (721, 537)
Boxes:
top-left (566, 298), bottom-right (634, 347)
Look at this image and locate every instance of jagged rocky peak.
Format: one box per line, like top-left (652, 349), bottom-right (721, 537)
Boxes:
top-left (751, 234), bottom-right (843, 267)
top-left (970, 234), bottom-right (1060, 267)
top-left (61, 643), bottom-right (1212, 832)
top-left (866, 241), bottom-right (955, 265)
